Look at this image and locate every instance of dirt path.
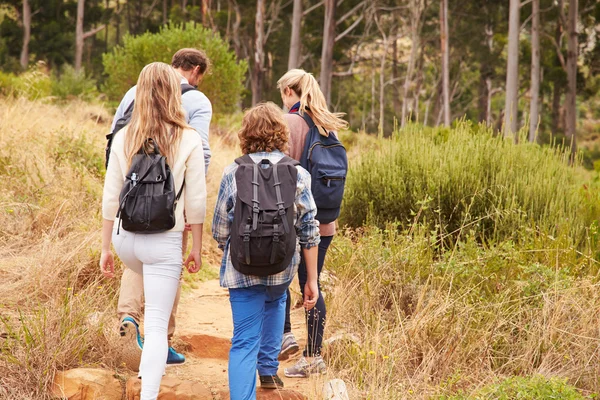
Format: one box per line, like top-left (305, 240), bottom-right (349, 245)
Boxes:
top-left (164, 274), bottom-right (328, 398)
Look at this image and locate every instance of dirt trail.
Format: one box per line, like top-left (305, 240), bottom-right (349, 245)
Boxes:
top-left (164, 275), bottom-right (327, 398)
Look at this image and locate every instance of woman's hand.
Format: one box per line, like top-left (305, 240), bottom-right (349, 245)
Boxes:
top-left (303, 280), bottom-right (319, 310)
top-left (100, 250), bottom-right (115, 278)
top-left (184, 250), bottom-right (202, 273)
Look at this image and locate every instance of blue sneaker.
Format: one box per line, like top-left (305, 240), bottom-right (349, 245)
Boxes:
top-left (119, 317), bottom-right (143, 372)
top-left (166, 347), bottom-right (185, 366)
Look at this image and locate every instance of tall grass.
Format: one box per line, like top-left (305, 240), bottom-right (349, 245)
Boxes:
top-left (341, 122), bottom-right (600, 253)
top-left (324, 226), bottom-right (600, 399)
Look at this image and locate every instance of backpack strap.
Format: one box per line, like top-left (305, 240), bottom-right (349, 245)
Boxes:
top-left (292, 111), bottom-right (315, 129)
top-left (181, 83), bottom-right (197, 95)
top-left (272, 163), bottom-right (290, 234)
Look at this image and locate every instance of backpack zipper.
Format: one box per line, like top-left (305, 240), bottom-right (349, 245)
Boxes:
top-left (307, 143), bottom-right (346, 165)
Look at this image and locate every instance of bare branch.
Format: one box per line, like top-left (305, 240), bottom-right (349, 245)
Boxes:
top-left (336, 0), bottom-right (366, 26)
top-left (143, 0), bottom-right (160, 18)
top-left (520, 0), bottom-right (532, 6)
top-left (335, 14), bottom-right (364, 42)
top-left (83, 24), bottom-right (106, 39)
top-left (542, 31), bottom-right (567, 71)
top-left (303, 1), bottom-right (323, 16)
top-left (264, 0), bottom-right (283, 44)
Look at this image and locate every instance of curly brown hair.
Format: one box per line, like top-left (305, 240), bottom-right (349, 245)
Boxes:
top-left (238, 102), bottom-right (289, 154)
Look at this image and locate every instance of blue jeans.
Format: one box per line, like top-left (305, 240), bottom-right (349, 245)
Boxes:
top-left (228, 282), bottom-right (289, 400)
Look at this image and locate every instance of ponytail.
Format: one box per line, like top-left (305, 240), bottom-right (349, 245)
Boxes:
top-left (277, 69), bottom-right (348, 134)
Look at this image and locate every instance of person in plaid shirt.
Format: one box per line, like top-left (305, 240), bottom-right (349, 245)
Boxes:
top-left (212, 102), bottom-right (320, 399)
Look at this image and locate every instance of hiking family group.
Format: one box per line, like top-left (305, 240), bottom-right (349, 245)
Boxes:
top-left (98, 47), bottom-right (349, 400)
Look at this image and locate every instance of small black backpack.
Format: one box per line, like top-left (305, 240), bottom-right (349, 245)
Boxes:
top-left (105, 83), bottom-right (197, 168)
top-left (230, 155), bottom-right (299, 276)
top-left (116, 140), bottom-right (184, 234)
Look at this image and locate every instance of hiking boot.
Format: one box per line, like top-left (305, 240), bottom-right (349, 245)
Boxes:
top-left (259, 374), bottom-right (285, 389)
top-left (278, 332), bottom-right (299, 361)
top-left (284, 356), bottom-right (327, 378)
top-left (119, 317), bottom-right (143, 372)
top-left (166, 347), bottom-right (186, 366)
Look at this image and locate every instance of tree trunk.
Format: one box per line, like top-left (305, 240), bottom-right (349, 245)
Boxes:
top-left (201, 0), bottom-right (209, 26)
top-left (230, 0), bottom-right (242, 59)
top-left (163, 0), bottom-right (168, 24)
top-left (504, 0), bottom-right (520, 138)
top-left (402, 0), bottom-right (423, 127)
top-left (440, 0), bottom-right (450, 126)
top-left (392, 33), bottom-right (401, 119)
top-left (565, 0), bottom-right (578, 158)
top-left (251, 0), bottom-right (266, 105)
top-left (320, 0), bottom-right (336, 105)
top-left (287, 0), bottom-right (303, 70)
top-left (75, 0), bottom-right (85, 73)
top-left (20, 0), bottom-right (31, 70)
top-left (378, 29), bottom-right (391, 136)
top-left (529, 0), bottom-right (540, 142)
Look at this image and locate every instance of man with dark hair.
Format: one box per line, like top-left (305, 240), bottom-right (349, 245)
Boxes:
top-left (109, 48), bottom-right (212, 370)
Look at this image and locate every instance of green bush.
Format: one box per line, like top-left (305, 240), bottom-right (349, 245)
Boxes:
top-left (51, 65), bottom-right (98, 101)
top-left (443, 376), bottom-right (586, 399)
top-left (102, 23), bottom-right (247, 113)
top-left (341, 122), bottom-right (600, 247)
top-left (0, 62), bottom-right (52, 99)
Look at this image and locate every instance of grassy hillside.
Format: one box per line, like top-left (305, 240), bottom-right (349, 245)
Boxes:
top-left (1, 98), bottom-right (598, 399)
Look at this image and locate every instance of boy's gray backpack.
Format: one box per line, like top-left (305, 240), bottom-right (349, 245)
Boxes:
top-left (230, 155), bottom-right (299, 276)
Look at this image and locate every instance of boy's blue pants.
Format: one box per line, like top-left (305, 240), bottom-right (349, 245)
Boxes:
top-left (228, 282), bottom-right (290, 400)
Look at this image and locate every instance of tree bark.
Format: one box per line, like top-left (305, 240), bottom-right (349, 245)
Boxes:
top-left (320, 0), bottom-right (336, 105)
top-left (529, 0), bottom-right (540, 142)
top-left (402, 0), bottom-right (424, 127)
top-left (565, 0), bottom-right (578, 158)
top-left (503, 0), bottom-right (520, 138)
top-left (392, 33), bottom-right (401, 119)
top-left (288, 0), bottom-right (303, 70)
top-left (440, 0), bottom-right (450, 126)
top-left (75, 0), bottom-right (106, 73)
top-left (20, 0), bottom-right (31, 70)
top-left (251, 0), bottom-right (266, 105)
top-left (163, 0), bottom-right (168, 24)
top-left (75, 0), bottom-right (86, 72)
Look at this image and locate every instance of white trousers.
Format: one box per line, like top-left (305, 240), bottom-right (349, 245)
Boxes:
top-left (112, 229), bottom-right (183, 400)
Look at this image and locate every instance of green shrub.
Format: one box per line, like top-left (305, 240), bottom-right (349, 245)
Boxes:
top-left (102, 23), bottom-right (247, 113)
top-left (51, 65), bottom-right (98, 101)
top-left (341, 121), bottom-right (600, 247)
top-left (443, 375), bottom-right (586, 399)
top-left (0, 62), bottom-right (52, 99)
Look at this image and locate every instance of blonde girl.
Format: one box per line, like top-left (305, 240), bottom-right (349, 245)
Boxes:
top-left (100, 62), bottom-right (206, 400)
top-left (277, 69), bottom-right (348, 377)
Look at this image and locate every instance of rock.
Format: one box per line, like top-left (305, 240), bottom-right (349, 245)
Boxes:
top-left (216, 388), bottom-right (306, 400)
top-left (50, 368), bottom-right (122, 400)
top-left (323, 379), bottom-right (350, 400)
top-left (126, 376), bottom-right (213, 400)
top-left (179, 334), bottom-right (231, 360)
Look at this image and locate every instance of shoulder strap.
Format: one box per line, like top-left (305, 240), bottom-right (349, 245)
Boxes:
top-left (272, 164), bottom-right (291, 234)
top-left (235, 154), bottom-right (255, 165)
top-left (292, 111), bottom-right (315, 129)
top-left (181, 83), bottom-right (197, 95)
top-left (278, 155), bottom-right (300, 166)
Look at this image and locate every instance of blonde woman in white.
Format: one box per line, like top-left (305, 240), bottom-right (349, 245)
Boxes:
top-left (99, 62), bottom-right (206, 400)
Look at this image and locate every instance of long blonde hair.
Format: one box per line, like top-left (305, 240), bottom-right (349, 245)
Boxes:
top-left (277, 69), bottom-right (348, 133)
top-left (124, 62), bottom-right (190, 167)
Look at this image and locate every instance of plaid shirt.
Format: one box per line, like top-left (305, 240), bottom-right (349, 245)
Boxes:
top-left (212, 151), bottom-right (320, 288)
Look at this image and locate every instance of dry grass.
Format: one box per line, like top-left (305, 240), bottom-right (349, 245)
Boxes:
top-left (0, 98), bottom-right (242, 398)
top-left (323, 226), bottom-right (600, 399)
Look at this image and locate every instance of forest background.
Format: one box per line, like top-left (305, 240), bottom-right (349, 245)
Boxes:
top-left (4, 0), bottom-right (600, 399)
top-left (1, 0), bottom-right (600, 159)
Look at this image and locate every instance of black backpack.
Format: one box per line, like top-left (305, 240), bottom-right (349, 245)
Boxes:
top-left (230, 155), bottom-right (299, 276)
top-left (105, 83), bottom-right (197, 168)
top-left (295, 112), bottom-right (348, 224)
top-left (116, 140), bottom-right (184, 234)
